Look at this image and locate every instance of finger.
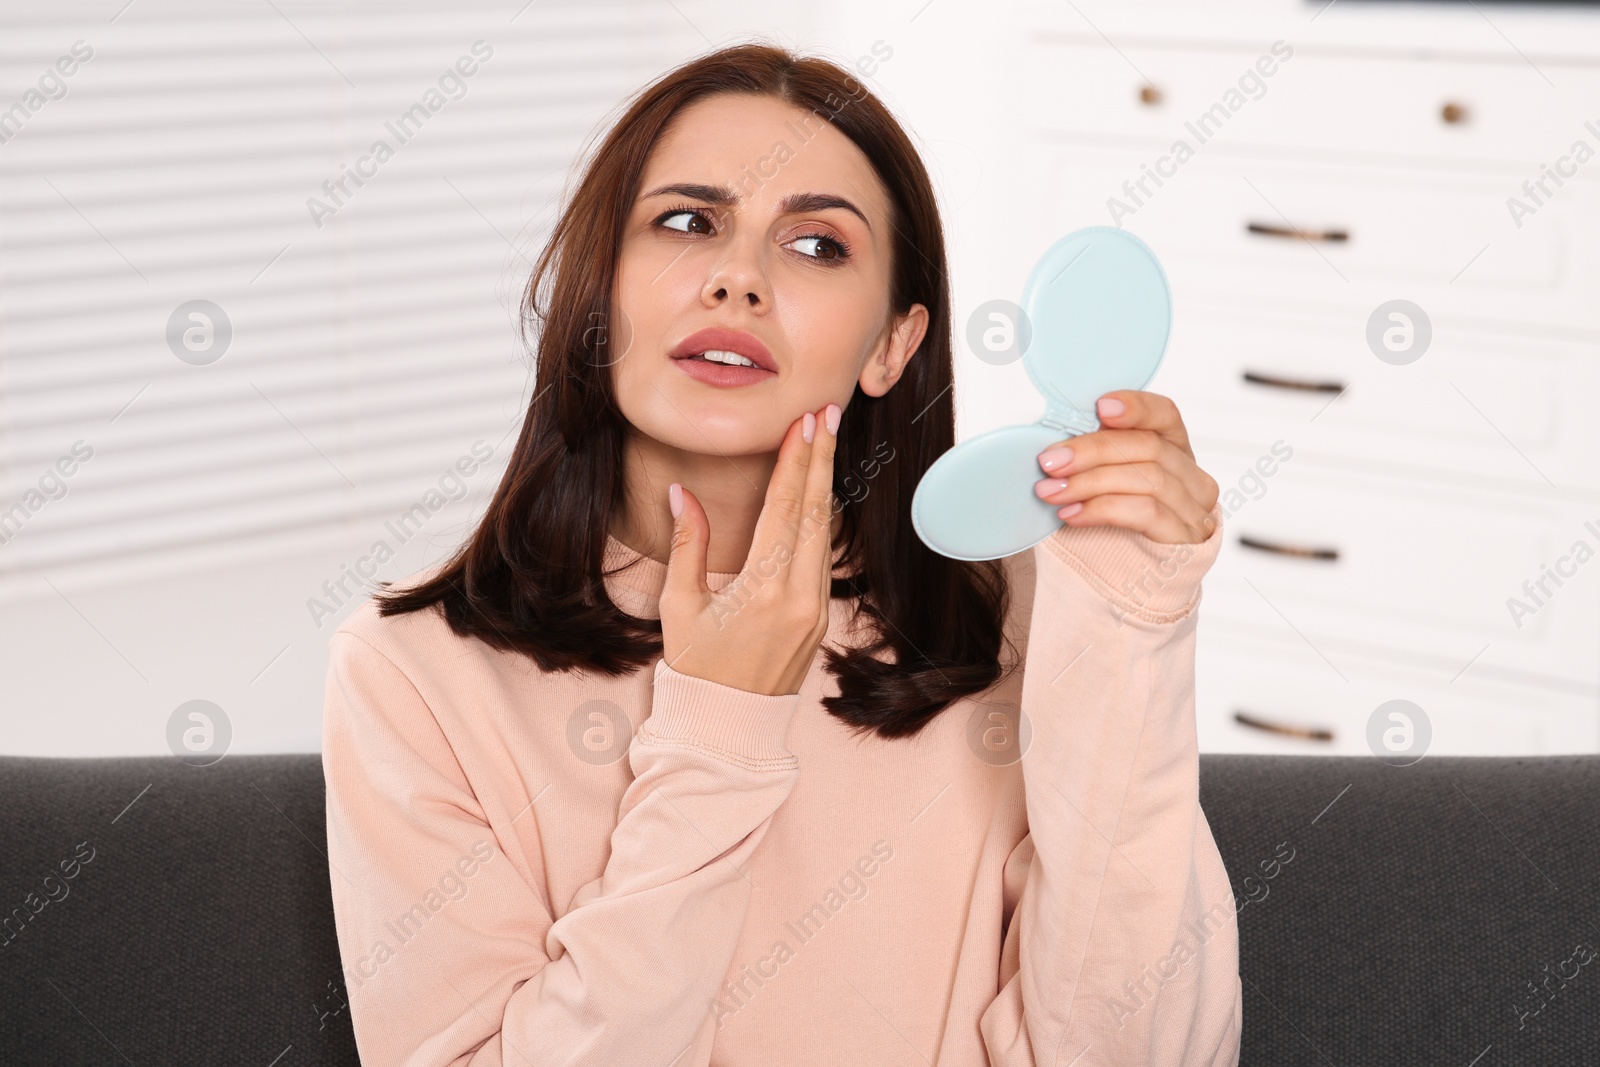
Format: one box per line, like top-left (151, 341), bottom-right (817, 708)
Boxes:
top-left (748, 412), bottom-right (814, 574)
top-left (661, 482), bottom-right (710, 605)
top-left (790, 404), bottom-right (839, 594)
top-left (1096, 390), bottom-right (1193, 454)
top-left (1034, 459), bottom-right (1212, 528)
top-left (1037, 391), bottom-right (1191, 474)
top-left (1059, 492), bottom-right (1211, 544)
top-left (820, 467), bottom-right (837, 593)
top-left (816, 451), bottom-right (835, 597)
top-left (1037, 428), bottom-right (1209, 504)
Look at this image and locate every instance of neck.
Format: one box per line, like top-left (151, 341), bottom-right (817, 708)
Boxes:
top-left (613, 427), bottom-right (780, 574)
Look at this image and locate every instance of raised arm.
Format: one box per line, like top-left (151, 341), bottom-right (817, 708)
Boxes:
top-left (979, 501), bottom-right (1242, 1067)
top-left (322, 631), bottom-right (801, 1067)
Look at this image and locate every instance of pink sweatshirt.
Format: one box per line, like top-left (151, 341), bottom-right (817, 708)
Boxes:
top-left (322, 501), bottom-right (1241, 1066)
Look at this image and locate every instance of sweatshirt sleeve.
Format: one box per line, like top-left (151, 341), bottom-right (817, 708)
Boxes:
top-left (979, 502), bottom-right (1243, 1067)
top-left (322, 632), bottom-right (802, 1067)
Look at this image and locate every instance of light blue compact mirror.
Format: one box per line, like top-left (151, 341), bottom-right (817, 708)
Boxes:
top-left (911, 226), bottom-right (1172, 561)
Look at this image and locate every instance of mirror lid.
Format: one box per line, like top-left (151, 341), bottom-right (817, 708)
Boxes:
top-left (1019, 226), bottom-right (1173, 427)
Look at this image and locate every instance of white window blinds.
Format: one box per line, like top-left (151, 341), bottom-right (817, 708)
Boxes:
top-left (0, 0), bottom-right (696, 599)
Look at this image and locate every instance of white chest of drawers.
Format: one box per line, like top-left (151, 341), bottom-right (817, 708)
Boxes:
top-left (1015, 0), bottom-right (1600, 754)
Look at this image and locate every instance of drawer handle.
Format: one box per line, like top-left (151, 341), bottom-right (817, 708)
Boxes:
top-left (1246, 221), bottom-right (1349, 243)
top-left (1139, 84), bottom-right (1163, 106)
top-left (1234, 710), bottom-right (1335, 742)
top-left (1241, 369), bottom-right (1346, 394)
top-left (1440, 101), bottom-right (1468, 125)
top-left (1238, 535), bottom-right (1339, 562)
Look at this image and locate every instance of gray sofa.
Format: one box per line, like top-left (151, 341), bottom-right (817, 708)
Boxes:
top-left (2, 752), bottom-right (1595, 1064)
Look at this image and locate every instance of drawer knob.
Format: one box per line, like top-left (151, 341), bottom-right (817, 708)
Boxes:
top-left (1238, 535), bottom-right (1339, 562)
top-left (1247, 221), bottom-right (1350, 242)
top-left (1234, 710), bottom-right (1335, 742)
top-left (1139, 84), bottom-right (1162, 106)
top-left (1242, 369), bottom-right (1346, 394)
top-left (1440, 101), bottom-right (1469, 125)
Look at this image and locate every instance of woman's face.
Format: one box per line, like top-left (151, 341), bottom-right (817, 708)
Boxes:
top-left (609, 91), bottom-right (927, 456)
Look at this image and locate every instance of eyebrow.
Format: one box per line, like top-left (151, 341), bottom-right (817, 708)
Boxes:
top-left (639, 181), bottom-right (873, 234)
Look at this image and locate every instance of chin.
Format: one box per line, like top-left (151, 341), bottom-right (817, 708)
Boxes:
top-left (679, 419), bottom-right (786, 458)
top-left (631, 387), bottom-right (788, 457)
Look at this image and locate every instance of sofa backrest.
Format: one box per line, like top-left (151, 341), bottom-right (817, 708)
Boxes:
top-left (2, 753), bottom-right (1595, 1064)
top-left (1199, 753), bottom-right (1600, 1065)
top-left (1, 754), bottom-right (357, 1064)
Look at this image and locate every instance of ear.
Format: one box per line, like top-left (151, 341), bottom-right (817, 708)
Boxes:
top-left (858, 303), bottom-right (929, 398)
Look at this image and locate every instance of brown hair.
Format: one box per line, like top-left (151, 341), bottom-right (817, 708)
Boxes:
top-left (372, 41), bottom-right (1012, 740)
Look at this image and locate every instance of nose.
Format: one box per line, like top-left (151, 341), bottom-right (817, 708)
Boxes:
top-left (700, 234), bottom-right (770, 310)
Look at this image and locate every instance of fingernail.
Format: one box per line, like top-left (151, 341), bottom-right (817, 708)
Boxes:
top-left (802, 411), bottom-right (816, 443)
top-left (1098, 396), bottom-right (1125, 417)
top-left (1058, 502), bottom-right (1084, 519)
top-left (824, 403), bottom-right (841, 435)
top-left (668, 482), bottom-right (683, 519)
top-left (1034, 478), bottom-right (1068, 499)
top-left (1038, 446), bottom-right (1074, 472)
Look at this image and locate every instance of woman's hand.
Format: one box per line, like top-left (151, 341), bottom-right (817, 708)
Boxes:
top-left (659, 403), bottom-right (841, 696)
top-left (1033, 390), bottom-right (1220, 545)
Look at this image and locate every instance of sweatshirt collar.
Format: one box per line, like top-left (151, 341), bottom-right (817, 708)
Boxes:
top-left (601, 533), bottom-right (741, 619)
top-left (601, 532), bottom-right (851, 619)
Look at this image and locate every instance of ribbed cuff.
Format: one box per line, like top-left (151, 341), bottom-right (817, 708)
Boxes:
top-left (641, 659), bottom-right (802, 769)
top-left (1040, 501), bottom-right (1226, 622)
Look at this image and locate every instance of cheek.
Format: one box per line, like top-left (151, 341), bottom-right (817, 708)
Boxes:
top-left (611, 248), bottom-right (702, 362)
top-left (619, 236), bottom-right (703, 307)
top-left (607, 256), bottom-right (666, 386)
top-left (606, 298), bottom-right (637, 368)
top-left (774, 283), bottom-right (878, 390)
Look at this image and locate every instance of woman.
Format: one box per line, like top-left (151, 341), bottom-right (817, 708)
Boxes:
top-left (322, 41), bottom-right (1240, 1066)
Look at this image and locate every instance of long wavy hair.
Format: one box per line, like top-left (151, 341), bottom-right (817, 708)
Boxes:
top-left (372, 41), bottom-right (1013, 740)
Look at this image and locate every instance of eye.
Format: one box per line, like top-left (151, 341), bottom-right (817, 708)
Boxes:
top-left (654, 204), bottom-right (715, 235)
top-left (786, 232), bottom-right (852, 263)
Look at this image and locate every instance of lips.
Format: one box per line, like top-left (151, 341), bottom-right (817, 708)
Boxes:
top-left (672, 355), bottom-right (772, 389)
top-left (669, 327), bottom-right (778, 374)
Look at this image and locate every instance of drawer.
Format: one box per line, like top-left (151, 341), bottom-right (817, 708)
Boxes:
top-left (1038, 147), bottom-right (1600, 333)
top-left (1022, 0), bottom-right (1600, 59)
top-left (1147, 305), bottom-right (1600, 495)
top-left (1193, 458), bottom-right (1600, 689)
top-left (1022, 38), bottom-right (1600, 171)
top-left (1195, 626), bottom-right (1599, 756)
